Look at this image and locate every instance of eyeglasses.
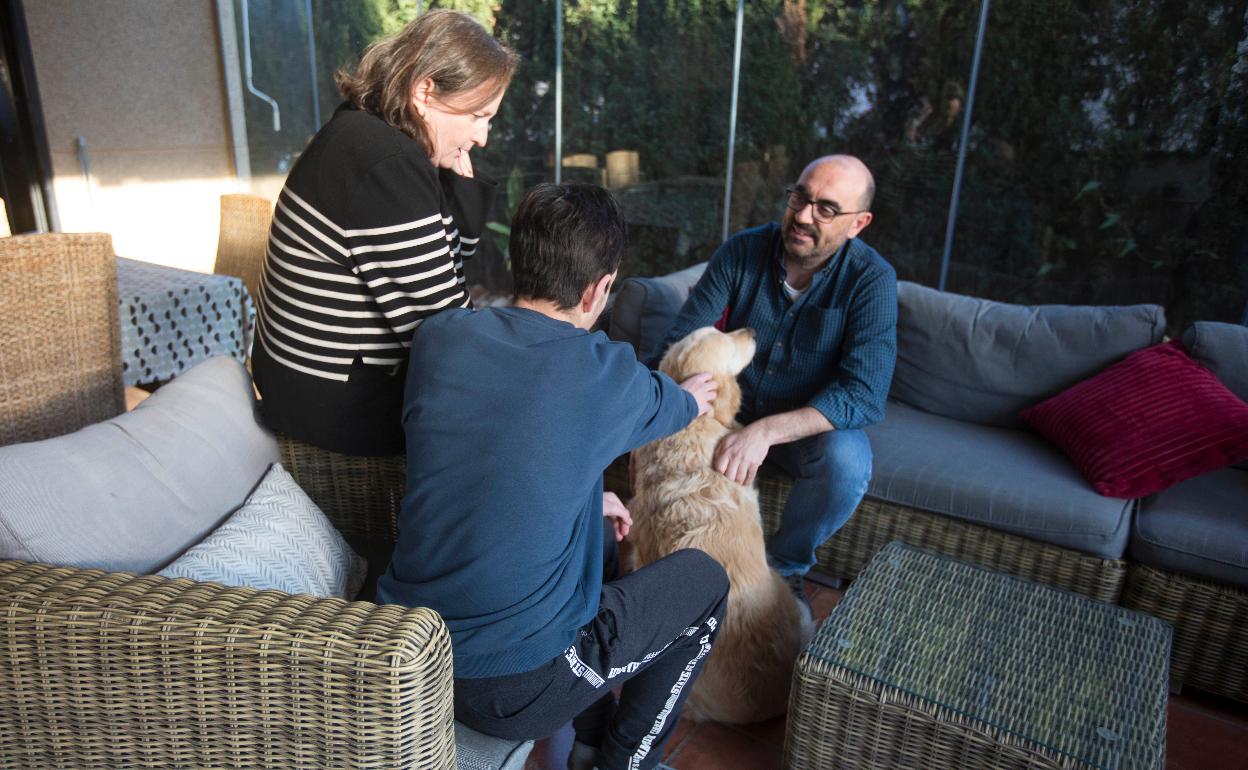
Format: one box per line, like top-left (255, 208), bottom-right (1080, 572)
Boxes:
top-left (783, 187), bottom-right (866, 224)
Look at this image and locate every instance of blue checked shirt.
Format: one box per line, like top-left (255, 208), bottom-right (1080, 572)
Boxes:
top-left (659, 222), bottom-right (897, 430)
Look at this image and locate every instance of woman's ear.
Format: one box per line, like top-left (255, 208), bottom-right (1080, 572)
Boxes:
top-left (412, 78), bottom-right (435, 117)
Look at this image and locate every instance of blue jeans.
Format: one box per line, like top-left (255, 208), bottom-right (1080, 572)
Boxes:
top-left (764, 429), bottom-right (872, 576)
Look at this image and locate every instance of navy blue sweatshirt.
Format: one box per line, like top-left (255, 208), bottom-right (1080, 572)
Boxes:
top-left (376, 306), bottom-right (697, 678)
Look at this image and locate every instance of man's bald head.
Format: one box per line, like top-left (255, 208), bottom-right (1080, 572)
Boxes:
top-left (801, 155), bottom-right (875, 211)
top-left (782, 154), bottom-right (877, 269)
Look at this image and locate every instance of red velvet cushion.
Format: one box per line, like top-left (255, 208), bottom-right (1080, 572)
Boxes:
top-left (1020, 339), bottom-right (1248, 498)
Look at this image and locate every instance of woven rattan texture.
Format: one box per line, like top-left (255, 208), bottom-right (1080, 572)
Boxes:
top-left (277, 434), bottom-right (405, 544)
top-left (214, 194), bottom-right (272, 303)
top-left (786, 542), bottom-right (1170, 770)
top-left (1122, 562), bottom-right (1248, 702)
top-left (0, 559), bottom-right (455, 769)
top-left (0, 233), bottom-right (125, 444)
top-left (757, 468), bottom-right (1127, 603)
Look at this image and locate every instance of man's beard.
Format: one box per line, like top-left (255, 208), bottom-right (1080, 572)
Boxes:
top-left (783, 220), bottom-right (841, 269)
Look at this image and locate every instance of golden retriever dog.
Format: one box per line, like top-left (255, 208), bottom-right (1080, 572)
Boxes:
top-left (628, 326), bottom-right (813, 725)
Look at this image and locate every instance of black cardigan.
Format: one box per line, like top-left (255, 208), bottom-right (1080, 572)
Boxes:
top-left (253, 104), bottom-right (495, 455)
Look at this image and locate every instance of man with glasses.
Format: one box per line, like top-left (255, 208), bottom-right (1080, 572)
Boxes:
top-left (656, 155), bottom-right (897, 609)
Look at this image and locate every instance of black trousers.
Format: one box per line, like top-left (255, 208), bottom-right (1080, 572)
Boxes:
top-left (454, 548), bottom-right (729, 770)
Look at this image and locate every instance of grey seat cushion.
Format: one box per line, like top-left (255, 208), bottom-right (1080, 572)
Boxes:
top-left (864, 399), bottom-right (1132, 559)
top-left (1129, 467), bottom-right (1248, 589)
top-left (891, 281), bottom-right (1166, 428)
top-left (608, 262), bottom-right (707, 362)
top-left (454, 721), bottom-right (533, 770)
top-left (0, 356), bottom-right (279, 573)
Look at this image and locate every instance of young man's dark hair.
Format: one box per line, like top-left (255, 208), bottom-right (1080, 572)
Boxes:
top-left (510, 182), bottom-right (627, 309)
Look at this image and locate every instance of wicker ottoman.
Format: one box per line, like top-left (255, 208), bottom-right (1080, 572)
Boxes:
top-left (785, 542), bottom-right (1171, 770)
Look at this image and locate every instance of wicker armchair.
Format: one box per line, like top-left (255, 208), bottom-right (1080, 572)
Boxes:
top-left (0, 429), bottom-right (459, 768)
top-left (0, 232), bottom-right (125, 444)
top-left (213, 193), bottom-right (272, 303)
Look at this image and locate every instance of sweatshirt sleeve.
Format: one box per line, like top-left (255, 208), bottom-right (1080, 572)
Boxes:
top-left (439, 168), bottom-right (497, 261)
top-left (597, 336), bottom-right (699, 455)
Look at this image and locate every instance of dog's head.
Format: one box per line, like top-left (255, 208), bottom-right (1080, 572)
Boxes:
top-left (659, 326), bottom-right (756, 427)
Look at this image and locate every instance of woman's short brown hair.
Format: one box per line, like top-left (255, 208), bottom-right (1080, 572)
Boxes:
top-left (336, 10), bottom-right (518, 157)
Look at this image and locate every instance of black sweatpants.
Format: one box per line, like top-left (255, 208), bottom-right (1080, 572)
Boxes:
top-left (453, 548), bottom-right (729, 770)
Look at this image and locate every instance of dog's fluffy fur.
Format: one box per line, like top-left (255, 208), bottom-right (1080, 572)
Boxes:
top-left (628, 326), bottom-right (812, 724)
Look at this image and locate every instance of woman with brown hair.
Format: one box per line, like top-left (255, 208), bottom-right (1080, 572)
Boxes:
top-left (252, 10), bottom-right (517, 456)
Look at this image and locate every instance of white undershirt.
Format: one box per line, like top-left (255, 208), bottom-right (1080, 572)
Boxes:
top-left (782, 280), bottom-right (807, 303)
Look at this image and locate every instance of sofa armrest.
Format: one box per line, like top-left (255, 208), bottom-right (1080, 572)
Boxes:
top-left (0, 559), bottom-right (454, 769)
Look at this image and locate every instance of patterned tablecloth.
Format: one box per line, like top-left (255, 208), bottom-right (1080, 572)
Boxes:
top-left (116, 258), bottom-right (255, 386)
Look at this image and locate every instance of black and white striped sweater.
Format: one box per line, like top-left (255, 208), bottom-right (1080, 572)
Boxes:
top-left (255, 105), bottom-right (493, 383)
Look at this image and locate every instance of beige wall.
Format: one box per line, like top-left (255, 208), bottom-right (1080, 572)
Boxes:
top-left (25, 0), bottom-right (241, 272)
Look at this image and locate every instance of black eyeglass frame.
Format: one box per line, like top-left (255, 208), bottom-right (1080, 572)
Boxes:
top-left (782, 186), bottom-right (868, 224)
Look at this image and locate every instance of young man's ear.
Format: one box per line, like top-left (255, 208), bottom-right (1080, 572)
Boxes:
top-left (582, 271), bottom-right (617, 315)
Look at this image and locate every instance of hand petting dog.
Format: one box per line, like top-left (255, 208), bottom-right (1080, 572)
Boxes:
top-left (602, 491), bottom-right (632, 542)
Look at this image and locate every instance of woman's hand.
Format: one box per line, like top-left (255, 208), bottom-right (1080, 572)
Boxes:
top-left (451, 149), bottom-right (474, 178)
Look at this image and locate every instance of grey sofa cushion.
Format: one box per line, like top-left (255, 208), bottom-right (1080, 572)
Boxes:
top-left (454, 721), bottom-right (533, 770)
top-left (0, 356), bottom-right (279, 574)
top-left (158, 463), bottom-right (366, 599)
top-left (1183, 321), bottom-right (1248, 402)
top-left (891, 281), bottom-right (1166, 428)
top-left (864, 399), bottom-right (1132, 559)
top-left (1183, 321), bottom-right (1248, 470)
top-left (608, 262), bottom-right (707, 362)
top-left (1129, 467), bottom-right (1248, 589)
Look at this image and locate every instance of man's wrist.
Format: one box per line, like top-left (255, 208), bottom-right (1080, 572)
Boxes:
top-left (747, 416), bottom-right (778, 447)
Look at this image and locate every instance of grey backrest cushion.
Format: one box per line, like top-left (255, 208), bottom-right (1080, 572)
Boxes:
top-left (1184, 321), bottom-right (1248, 469)
top-left (608, 262), bottom-right (707, 362)
top-left (891, 281), bottom-right (1167, 428)
top-left (0, 356), bottom-right (280, 573)
top-left (1183, 321), bottom-right (1248, 402)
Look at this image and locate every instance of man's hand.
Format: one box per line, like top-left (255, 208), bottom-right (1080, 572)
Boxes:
top-left (603, 491), bottom-right (632, 542)
top-left (714, 421), bottom-right (772, 486)
top-left (679, 372), bottom-right (718, 417)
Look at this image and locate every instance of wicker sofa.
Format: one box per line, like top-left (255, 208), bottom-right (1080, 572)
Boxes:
top-left (607, 265), bottom-right (1248, 702)
top-left (0, 356), bottom-right (459, 769)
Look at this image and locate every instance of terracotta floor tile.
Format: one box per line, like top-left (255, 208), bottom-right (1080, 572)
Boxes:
top-left (731, 713), bottom-right (787, 747)
top-left (1166, 694), bottom-right (1248, 770)
top-left (809, 585), bottom-right (844, 623)
top-left (661, 717), bottom-right (698, 760)
top-left (664, 721), bottom-right (783, 770)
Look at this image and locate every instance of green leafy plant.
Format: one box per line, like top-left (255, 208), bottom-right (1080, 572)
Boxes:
top-left (485, 166), bottom-right (526, 272)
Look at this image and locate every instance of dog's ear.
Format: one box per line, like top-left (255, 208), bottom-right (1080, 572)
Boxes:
top-left (660, 329), bottom-right (705, 381)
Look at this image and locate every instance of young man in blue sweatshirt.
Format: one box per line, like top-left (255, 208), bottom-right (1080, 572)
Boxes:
top-left (377, 182), bottom-right (728, 770)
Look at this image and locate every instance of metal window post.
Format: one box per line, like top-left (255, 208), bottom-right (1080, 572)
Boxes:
top-left (721, 0), bottom-right (744, 244)
top-left (938, 0), bottom-right (991, 292)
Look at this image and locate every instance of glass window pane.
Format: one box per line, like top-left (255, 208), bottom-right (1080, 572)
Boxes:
top-left (230, 1), bottom-right (553, 299)
top-left (562, 1), bottom-right (737, 279)
top-left (950, 1), bottom-right (1248, 330)
top-left (734, 1), bottom-right (980, 286)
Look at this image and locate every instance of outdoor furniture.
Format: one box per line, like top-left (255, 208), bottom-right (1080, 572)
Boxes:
top-left (0, 357), bottom-right (458, 768)
top-left (116, 256), bottom-right (255, 386)
top-left (0, 232), bottom-right (125, 444)
top-left (786, 542), bottom-right (1171, 770)
top-left (213, 192), bottom-right (272, 303)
